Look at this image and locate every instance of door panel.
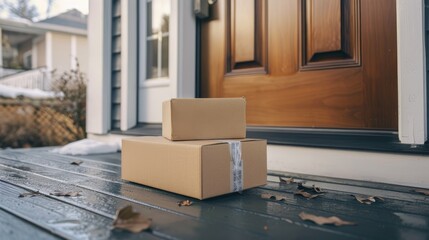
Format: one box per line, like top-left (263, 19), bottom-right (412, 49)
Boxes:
top-left (201, 0), bottom-right (398, 130)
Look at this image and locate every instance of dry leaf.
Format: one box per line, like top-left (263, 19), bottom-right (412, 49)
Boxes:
top-left (261, 193), bottom-right (287, 201)
top-left (71, 160), bottom-right (83, 166)
top-left (294, 190), bottom-right (323, 199)
top-left (177, 200), bottom-right (193, 207)
top-left (414, 189), bottom-right (429, 196)
top-left (279, 177), bottom-right (294, 184)
top-left (299, 212), bottom-right (356, 226)
top-left (298, 183), bottom-right (325, 193)
top-left (50, 190), bottom-right (82, 197)
top-left (19, 191), bottom-right (40, 198)
top-left (352, 195), bottom-right (384, 205)
top-left (313, 186), bottom-right (325, 193)
top-left (113, 205), bottom-right (152, 233)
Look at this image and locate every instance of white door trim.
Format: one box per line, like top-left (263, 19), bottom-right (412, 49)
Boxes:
top-left (121, 0), bottom-right (138, 131)
top-left (397, 0), bottom-right (427, 144)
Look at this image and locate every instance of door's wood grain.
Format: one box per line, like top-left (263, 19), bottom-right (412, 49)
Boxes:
top-left (202, 0), bottom-right (397, 130)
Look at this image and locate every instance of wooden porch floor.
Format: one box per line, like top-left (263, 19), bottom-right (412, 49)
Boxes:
top-left (0, 148), bottom-right (428, 240)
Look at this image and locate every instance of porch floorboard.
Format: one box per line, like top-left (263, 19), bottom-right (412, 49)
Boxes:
top-left (0, 148), bottom-right (428, 239)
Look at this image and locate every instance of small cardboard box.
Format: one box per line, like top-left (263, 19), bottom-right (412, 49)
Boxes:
top-left (162, 98), bottom-right (246, 141)
top-left (122, 137), bottom-right (267, 199)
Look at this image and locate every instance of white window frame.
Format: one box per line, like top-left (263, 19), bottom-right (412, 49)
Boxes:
top-left (136, 0), bottom-right (195, 123)
top-left (139, 0), bottom-right (171, 88)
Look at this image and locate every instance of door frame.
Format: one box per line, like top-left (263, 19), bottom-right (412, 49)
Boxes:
top-left (194, 0), bottom-right (427, 146)
top-left (87, 0), bottom-right (427, 145)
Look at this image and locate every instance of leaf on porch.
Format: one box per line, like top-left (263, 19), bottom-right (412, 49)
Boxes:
top-left (18, 190), bottom-right (40, 198)
top-left (113, 205), bottom-right (152, 233)
top-left (49, 190), bottom-right (82, 197)
top-left (352, 195), bottom-right (384, 205)
top-left (294, 190), bottom-right (323, 199)
top-left (298, 182), bottom-right (325, 193)
top-left (261, 193), bottom-right (287, 202)
top-left (70, 160), bottom-right (83, 166)
top-left (177, 200), bottom-right (193, 207)
top-left (414, 189), bottom-right (429, 196)
top-left (299, 212), bottom-right (356, 226)
top-left (279, 177), bottom-right (295, 184)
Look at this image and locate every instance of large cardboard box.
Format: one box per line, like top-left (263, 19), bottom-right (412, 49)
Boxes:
top-left (122, 136), bottom-right (267, 199)
top-left (162, 98), bottom-right (246, 141)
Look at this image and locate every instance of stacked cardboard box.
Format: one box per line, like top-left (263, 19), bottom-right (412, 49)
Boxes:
top-left (122, 98), bottom-right (267, 200)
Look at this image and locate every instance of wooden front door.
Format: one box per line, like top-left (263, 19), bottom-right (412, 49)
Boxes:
top-left (201, 0), bottom-right (397, 130)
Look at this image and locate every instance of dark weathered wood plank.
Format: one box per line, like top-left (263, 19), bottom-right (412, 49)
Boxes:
top-left (1, 152), bottom-right (429, 239)
top-left (0, 209), bottom-right (61, 240)
top-left (268, 172), bottom-right (429, 202)
top-left (0, 181), bottom-right (160, 240)
top-left (0, 155), bottom-right (359, 239)
top-left (0, 165), bottom-right (288, 240)
top-left (2, 150), bottom-right (429, 217)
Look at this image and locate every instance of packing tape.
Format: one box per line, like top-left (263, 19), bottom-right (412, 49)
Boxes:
top-left (227, 141), bottom-right (243, 192)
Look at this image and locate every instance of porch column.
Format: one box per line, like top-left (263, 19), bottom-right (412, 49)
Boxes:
top-left (0, 27), bottom-right (3, 67)
top-left (87, 0), bottom-right (112, 134)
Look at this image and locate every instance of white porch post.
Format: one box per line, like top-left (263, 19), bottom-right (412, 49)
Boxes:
top-left (0, 27), bottom-right (3, 67)
top-left (120, 0), bottom-right (138, 131)
top-left (397, 0), bottom-right (427, 144)
top-left (87, 0), bottom-right (112, 134)
top-left (32, 38), bottom-right (38, 69)
top-left (45, 32), bottom-right (52, 72)
top-left (71, 35), bottom-right (77, 69)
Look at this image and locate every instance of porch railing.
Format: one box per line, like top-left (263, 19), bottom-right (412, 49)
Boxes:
top-left (0, 67), bottom-right (51, 91)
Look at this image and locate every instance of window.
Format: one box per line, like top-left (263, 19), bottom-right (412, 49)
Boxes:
top-left (145, 0), bottom-right (170, 79)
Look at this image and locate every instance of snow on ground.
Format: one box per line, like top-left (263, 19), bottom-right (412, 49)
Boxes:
top-left (0, 84), bottom-right (64, 99)
top-left (51, 139), bottom-right (121, 155)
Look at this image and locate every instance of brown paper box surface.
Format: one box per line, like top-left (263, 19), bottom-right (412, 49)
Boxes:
top-left (162, 98), bottom-right (246, 140)
top-left (122, 136), bottom-right (267, 199)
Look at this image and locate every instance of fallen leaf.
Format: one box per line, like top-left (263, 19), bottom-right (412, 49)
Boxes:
top-left (279, 177), bottom-right (294, 184)
top-left (298, 183), bottom-right (325, 193)
top-left (261, 193), bottom-right (287, 201)
top-left (313, 186), bottom-right (325, 193)
top-left (113, 205), bottom-right (152, 233)
top-left (50, 190), bottom-right (81, 197)
top-left (18, 191), bottom-right (40, 198)
top-left (414, 189), bottom-right (429, 196)
top-left (71, 160), bottom-right (83, 166)
top-left (299, 212), bottom-right (356, 226)
top-left (177, 200), bottom-right (193, 207)
top-left (294, 190), bottom-right (323, 199)
top-left (352, 195), bottom-right (384, 205)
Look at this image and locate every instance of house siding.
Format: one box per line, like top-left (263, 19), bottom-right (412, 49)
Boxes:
top-left (112, 0), bottom-right (121, 129)
top-left (51, 32), bottom-right (72, 73)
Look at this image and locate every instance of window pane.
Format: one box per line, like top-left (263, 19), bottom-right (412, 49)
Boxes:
top-left (146, 0), bottom-right (169, 79)
top-left (146, 39), bottom-right (158, 79)
top-left (161, 36), bottom-right (168, 77)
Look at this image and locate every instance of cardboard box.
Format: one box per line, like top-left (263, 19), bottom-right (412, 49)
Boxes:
top-left (122, 137), bottom-right (267, 199)
top-left (162, 98), bottom-right (246, 141)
